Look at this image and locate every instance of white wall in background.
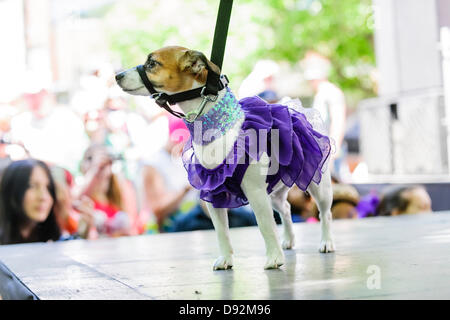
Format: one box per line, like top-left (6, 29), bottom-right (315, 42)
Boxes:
top-left (0, 0), bottom-right (26, 102)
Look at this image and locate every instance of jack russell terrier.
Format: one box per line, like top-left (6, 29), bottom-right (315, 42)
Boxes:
top-left (116, 46), bottom-right (335, 270)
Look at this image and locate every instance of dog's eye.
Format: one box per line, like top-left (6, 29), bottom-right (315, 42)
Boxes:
top-left (146, 60), bottom-right (157, 69)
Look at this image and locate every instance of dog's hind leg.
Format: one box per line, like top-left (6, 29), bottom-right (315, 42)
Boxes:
top-left (270, 183), bottom-right (295, 250)
top-left (204, 202), bottom-right (234, 270)
top-left (241, 159), bottom-right (285, 269)
top-left (306, 167), bottom-right (335, 253)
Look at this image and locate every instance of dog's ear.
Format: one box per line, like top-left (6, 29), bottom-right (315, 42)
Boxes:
top-left (179, 50), bottom-right (221, 79)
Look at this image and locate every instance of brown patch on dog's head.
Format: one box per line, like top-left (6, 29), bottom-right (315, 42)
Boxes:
top-left (142, 46), bottom-right (221, 93)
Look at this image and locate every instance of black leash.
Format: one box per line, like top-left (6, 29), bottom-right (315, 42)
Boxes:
top-left (210, 0), bottom-right (233, 70)
top-left (137, 0), bottom-right (233, 121)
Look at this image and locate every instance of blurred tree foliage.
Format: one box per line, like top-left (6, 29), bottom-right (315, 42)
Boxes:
top-left (105, 0), bottom-right (376, 107)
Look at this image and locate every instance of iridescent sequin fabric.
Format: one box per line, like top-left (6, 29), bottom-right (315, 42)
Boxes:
top-left (184, 87), bottom-right (244, 145)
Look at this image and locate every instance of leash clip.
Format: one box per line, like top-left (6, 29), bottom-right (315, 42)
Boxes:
top-left (200, 87), bottom-right (219, 102)
top-left (184, 87), bottom-right (218, 123)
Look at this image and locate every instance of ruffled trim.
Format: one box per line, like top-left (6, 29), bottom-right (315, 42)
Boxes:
top-left (182, 139), bottom-right (243, 190)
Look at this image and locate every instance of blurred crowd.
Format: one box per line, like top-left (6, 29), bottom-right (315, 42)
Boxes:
top-left (0, 52), bottom-right (433, 245)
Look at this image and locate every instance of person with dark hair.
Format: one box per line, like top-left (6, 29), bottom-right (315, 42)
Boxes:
top-left (376, 185), bottom-right (432, 216)
top-left (0, 159), bottom-right (61, 245)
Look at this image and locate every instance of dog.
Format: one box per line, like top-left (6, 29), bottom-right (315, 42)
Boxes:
top-left (116, 46), bottom-right (335, 270)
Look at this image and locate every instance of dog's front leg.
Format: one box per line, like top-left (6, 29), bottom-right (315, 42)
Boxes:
top-left (204, 202), bottom-right (234, 270)
top-left (241, 159), bottom-right (285, 269)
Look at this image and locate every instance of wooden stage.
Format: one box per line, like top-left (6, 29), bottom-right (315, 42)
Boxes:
top-left (1, 212), bottom-right (450, 300)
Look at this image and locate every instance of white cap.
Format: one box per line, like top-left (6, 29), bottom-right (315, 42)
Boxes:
top-left (238, 60), bottom-right (280, 98)
top-left (301, 52), bottom-right (331, 80)
top-left (249, 60), bottom-right (280, 80)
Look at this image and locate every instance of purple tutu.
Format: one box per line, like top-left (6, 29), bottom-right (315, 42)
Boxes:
top-left (182, 96), bottom-right (331, 208)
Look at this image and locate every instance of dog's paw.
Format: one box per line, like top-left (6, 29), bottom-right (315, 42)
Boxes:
top-left (213, 256), bottom-right (233, 271)
top-left (264, 252), bottom-right (285, 269)
top-left (318, 238), bottom-right (335, 253)
top-left (282, 236), bottom-right (295, 250)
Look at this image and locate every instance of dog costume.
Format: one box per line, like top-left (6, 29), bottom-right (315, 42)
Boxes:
top-left (182, 88), bottom-right (332, 208)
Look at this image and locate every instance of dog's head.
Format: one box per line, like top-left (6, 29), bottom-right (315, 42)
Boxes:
top-left (115, 46), bottom-right (221, 96)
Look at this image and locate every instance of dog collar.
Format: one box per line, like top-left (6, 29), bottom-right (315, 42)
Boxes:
top-left (136, 64), bottom-right (229, 120)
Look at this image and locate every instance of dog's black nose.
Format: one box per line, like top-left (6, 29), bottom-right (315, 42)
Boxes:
top-left (115, 72), bottom-right (125, 82)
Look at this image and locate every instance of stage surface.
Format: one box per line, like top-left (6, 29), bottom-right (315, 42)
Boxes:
top-left (1, 212), bottom-right (450, 300)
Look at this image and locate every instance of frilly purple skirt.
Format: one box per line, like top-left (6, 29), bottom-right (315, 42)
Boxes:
top-left (182, 96), bottom-right (331, 208)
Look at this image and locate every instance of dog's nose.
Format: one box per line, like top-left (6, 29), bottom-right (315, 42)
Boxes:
top-left (115, 72), bottom-right (125, 82)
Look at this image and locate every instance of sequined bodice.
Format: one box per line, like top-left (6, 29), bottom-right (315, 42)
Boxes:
top-left (184, 87), bottom-right (244, 145)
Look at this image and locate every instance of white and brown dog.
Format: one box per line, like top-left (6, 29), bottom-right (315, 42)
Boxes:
top-left (116, 46), bottom-right (335, 270)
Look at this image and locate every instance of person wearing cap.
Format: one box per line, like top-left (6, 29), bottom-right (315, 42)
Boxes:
top-left (238, 60), bottom-right (280, 100)
top-left (301, 51), bottom-right (347, 179)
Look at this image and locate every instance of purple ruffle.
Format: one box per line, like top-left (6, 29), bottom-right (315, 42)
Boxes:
top-left (182, 96), bottom-right (331, 208)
